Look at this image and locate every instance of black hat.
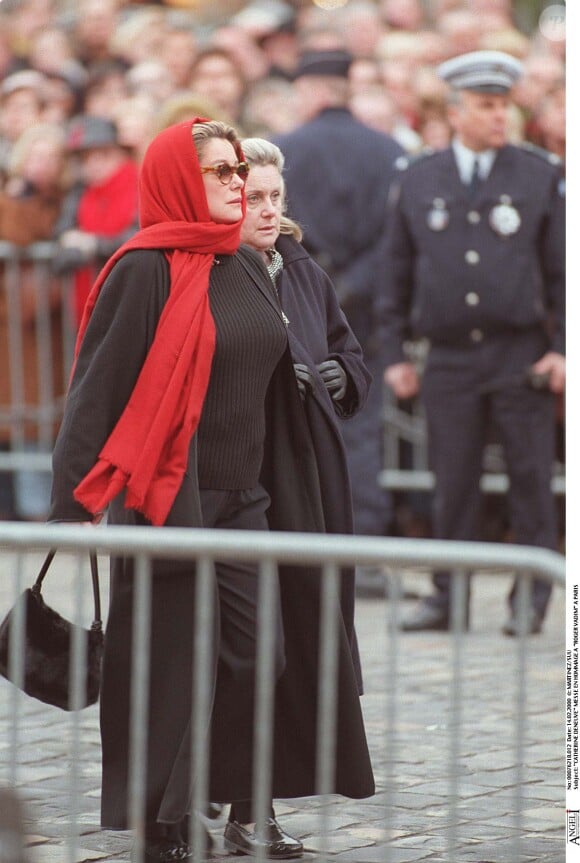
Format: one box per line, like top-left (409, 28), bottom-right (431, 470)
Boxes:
top-left (66, 115), bottom-right (119, 151)
top-left (294, 49), bottom-right (352, 80)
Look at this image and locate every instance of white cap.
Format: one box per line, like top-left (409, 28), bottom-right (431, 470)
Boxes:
top-left (0, 69), bottom-right (46, 100)
top-left (437, 50), bottom-right (522, 94)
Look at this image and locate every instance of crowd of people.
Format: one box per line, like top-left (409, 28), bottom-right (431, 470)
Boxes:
top-left (0, 0), bottom-right (563, 244)
top-left (0, 0), bottom-right (565, 190)
top-left (0, 0), bottom-right (565, 564)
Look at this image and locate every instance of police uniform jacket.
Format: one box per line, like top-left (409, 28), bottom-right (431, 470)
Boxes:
top-left (380, 144), bottom-right (565, 366)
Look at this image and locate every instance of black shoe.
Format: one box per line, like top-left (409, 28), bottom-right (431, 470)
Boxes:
top-left (179, 816), bottom-right (215, 852)
top-left (224, 818), bottom-right (303, 859)
top-left (399, 602), bottom-right (451, 632)
top-left (502, 610), bottom-right (543, 637)
top-left (144, 839), bottom-right (193, 862)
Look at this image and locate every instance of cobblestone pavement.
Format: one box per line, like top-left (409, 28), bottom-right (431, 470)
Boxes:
top-left (0, 554), bottom-right (565, 863)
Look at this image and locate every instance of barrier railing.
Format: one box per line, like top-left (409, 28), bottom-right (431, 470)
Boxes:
top-left (0, 242), bottom-right (77, 507)
top-left (0, 246), bottom-right (566, 512)
top-left (380, 375), bottom-right (566, 496)
top-left (0, 522), bottom-right (566, 863)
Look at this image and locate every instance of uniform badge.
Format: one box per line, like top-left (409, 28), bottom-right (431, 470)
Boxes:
top-left (489, 196), bottom-right (521, 237)
top-left (426, 198), bottom-right (449, 231)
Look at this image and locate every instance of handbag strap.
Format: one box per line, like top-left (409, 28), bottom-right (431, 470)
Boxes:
top-left (33, 550), bottom-right (102, 632)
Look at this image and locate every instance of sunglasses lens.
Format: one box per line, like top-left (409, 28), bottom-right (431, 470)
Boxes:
top-left (216, 164), bottom-right (234, 183)
top-left (211, 162), bottom-right (249, 183)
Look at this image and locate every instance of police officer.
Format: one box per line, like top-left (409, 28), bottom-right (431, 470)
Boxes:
top-left (274, 49), bottom-right (405, 579)
top-left (381, 50), bottom-right (565, 635)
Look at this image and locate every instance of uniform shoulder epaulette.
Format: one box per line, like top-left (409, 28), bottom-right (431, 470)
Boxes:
top-left (519, 141), bottom-right (562, 167)
top-left (394, 147), bottom-right (437, 172)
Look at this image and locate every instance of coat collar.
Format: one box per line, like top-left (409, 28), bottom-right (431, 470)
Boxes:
top-left (237, 243), bottom-right (282, 315)
top-left (275, 233), bottom-right (307, 266)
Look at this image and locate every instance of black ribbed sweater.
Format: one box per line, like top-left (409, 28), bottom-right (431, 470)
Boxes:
top-left (196, 254), bottom-right (287, 489)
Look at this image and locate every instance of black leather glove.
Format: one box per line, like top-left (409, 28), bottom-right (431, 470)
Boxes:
top-left (293, 363), bottom-right (314, 400)
top-left (317, 359), bottom-right (347, 402)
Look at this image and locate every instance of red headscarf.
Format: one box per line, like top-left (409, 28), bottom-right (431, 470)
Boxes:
top-left (73, 119), bottom-right (244, 525)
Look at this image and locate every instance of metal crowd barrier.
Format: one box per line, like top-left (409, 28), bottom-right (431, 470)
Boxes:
top-left (0, 244), bottom-right (566, 504)
top-left (0, 522), bottom-right (566, 863)
top-left (380, 379), bottom-right (566, 496)
top-left (0, 241), bottom-right (76, 483)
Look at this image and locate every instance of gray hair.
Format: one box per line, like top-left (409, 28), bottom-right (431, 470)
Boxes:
top-left (241, 137), bottom-right (285, 173)
top-left (241, 137), bottom-right (303, 241)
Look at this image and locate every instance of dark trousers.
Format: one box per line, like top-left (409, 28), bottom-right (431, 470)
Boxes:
top-left (421, 330), bottom-right (558, 617)
top-left (340, 366), bottom-right (393, 536)
top-left (201, 486), bottom-right (286, 816)
top-left (103, 485), bottom-right (286, 832)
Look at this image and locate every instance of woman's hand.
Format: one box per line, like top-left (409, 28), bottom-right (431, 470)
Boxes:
top-left (317, 359), bottom-right (347, 402)
top-left (294, 363), bottom-right (314, 399)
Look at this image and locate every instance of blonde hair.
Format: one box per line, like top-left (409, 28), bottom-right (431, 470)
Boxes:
top-left (191, 119), bottom-right (241, 161)
top-left (241, 137), bottom-right (303, 241)
top-left (8, 122), bottom-right (67, 182)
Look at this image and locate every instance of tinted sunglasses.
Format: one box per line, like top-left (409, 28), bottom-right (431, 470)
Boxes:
top-left (200, 161), bottom-right (250, 184)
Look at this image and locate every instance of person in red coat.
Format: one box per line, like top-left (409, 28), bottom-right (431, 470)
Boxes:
top-left (52, 114), bottom-right (139, 326)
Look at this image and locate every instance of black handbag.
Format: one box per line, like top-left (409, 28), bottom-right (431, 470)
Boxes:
top-left (0, 550), bottom-right (103, 710)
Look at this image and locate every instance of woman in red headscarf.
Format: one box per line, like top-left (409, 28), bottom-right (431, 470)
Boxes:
top-left (50, 119), bottom-right (374, 863)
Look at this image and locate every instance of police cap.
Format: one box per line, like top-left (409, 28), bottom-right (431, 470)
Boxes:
top-left (437, 50), bottom-right (522, 94)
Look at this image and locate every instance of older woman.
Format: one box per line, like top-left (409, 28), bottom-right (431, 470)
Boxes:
top-left (50, 120), bottom-right (374, 863)
top-left (240, 136), bottom-right (373, 689)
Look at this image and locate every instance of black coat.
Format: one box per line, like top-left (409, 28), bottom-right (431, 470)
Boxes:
top-left (274, 234), bottom-right (371, 682)
top-left (274, 107), bottom-right (404, 359)
top-left (50, 246), bottom-right (375, 828)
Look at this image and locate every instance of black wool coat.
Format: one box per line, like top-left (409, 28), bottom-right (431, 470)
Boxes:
top-left (49, 245), bottom-right (375, 828)
top-left (274, 107), bottom-right (404, 357)
top-left (274, 234), bottom-right (371, 687)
